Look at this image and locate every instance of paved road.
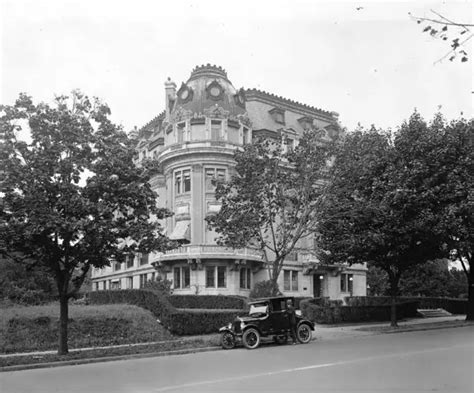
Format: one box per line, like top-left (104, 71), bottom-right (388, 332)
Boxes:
top-left (2, 326), bottom-right (473, 393)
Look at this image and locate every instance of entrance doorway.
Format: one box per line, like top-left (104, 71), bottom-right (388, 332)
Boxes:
top-left (313, 274), bottom-right (324, 297)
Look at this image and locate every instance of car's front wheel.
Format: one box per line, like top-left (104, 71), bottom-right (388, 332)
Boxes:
top-left (297, 323), bottom-right (312, 344)
top-left (242, 328), bottom-right (260, 349)
top-left (221, 332), bottom-right (236, 349)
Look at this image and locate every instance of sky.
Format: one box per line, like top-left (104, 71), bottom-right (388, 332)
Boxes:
top-left (1, 0), bottom-right (472, 133)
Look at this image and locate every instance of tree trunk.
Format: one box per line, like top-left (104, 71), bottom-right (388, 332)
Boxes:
top-left (390, 293), bottom-right (398, 328)
top-left (466, 268), bottom-right (474, 321)
top-left (388, 274), bottom-right (400, 328)
top-left (58, 293), bottom-right (69, 355)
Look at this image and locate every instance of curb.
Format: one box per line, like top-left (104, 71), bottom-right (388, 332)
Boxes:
top-left (1, 346), bottom-right (221, 373)
top-left (373, 321), bottom-right (473, 335)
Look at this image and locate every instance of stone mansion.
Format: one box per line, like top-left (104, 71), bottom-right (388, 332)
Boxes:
top-left (91, 65), bottom-right (367, 300)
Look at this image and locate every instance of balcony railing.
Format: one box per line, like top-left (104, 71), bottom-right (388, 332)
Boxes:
top-left (154, 244), bottom-right (264, 262)
top-left (157, 140), bottom-right (240, 161)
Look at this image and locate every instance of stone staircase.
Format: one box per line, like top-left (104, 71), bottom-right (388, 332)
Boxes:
top-left (417, 308), bottom-right (452, 318)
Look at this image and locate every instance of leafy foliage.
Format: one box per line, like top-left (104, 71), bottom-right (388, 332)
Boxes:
top-left (143, 275), bottom-right (173, 295)
top-left (207, 131), bottom-right (335, 284)
top-left (249, 280), bottom-right (282, 299)
top-left (409, 10), bottom-right (473, 63)
top-left (0, 256), bottom-right (56, 305)
top-left (367, 262), bottom-right (468, 298)
top-left (0, 92), bottom-right (173, 353)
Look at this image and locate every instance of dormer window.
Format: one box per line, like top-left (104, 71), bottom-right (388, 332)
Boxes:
top-left (269, 107), bottom-right (285, 125)
top-left (234, 88), bottom-right (246, 108)
top-left (298, 116), bottom-right (314, 130)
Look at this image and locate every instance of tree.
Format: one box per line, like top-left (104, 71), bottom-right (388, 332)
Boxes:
top-left (409, 9), bottom-right (473, 63)
top-left (0, 92), bottom-right (173, 354)
top-left (207, 131), bottom-right (334, 293)
top-left (317, 114), bottom-right (451, 327)
top-left (430, 117), bottom-right (473, 318)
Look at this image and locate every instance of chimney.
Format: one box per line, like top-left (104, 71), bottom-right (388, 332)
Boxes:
top-left (164, 77), bottom-right (177, 121)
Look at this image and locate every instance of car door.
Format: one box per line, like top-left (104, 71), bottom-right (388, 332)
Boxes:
top-left (269, 299), bottom-right (290, 334)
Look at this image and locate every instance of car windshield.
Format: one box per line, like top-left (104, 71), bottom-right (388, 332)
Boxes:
top-left (249, 304), bottom-right (268, 317)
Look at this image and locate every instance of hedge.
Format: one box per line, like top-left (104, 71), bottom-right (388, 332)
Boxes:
top-left (169, 310), bottom-right (245, 335)
top-left (167, 295), bottom-right (246, 310)
top-left (346, 296), bottom-right (467, 315)
top-left (300, 298), bottom-right (419, 324)
top-left (87, 290), bottom-right (245, 335)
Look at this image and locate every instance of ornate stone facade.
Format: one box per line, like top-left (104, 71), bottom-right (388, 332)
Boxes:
top-left (91, 65), bottom-right (367, 299)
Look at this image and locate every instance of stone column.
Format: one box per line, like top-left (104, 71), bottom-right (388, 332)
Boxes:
top-left (191, 164), bottom-right (203, 244)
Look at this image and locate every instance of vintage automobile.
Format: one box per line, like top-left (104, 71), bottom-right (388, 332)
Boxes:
top-left (219, 296), bottom-right (315, 350)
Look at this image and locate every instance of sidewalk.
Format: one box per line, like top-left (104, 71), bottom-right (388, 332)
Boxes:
top-left (1, 315), bottom-right (471, 371)
top-left (312, 315), bottom-right (470, 341)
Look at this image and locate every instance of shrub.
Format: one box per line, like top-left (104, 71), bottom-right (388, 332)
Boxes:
top-left (143, 276), bottom-right (173, 295)
top-left (168, 295), bottom-right (246, 310)
top-left (345, 296), bottom-right (467, 314)
top-left (249, 280), bottom-right (281, 299)
top-left (300, 298), bottom-right (419, 324)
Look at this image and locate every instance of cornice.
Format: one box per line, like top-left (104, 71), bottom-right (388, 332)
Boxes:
top-left (245, 88), bottom-right (335, 121)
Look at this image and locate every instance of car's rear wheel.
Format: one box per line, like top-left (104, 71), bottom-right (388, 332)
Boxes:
top-left (221, 332), bottom-right (236, 349)
top-left (297, 323), bottom-right (312, 344)
top-left (242, 328), bottom-right (260, 349)
top-left (274, 334), bottom-right (288, 345)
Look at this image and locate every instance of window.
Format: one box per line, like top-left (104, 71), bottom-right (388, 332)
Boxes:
top-left (240, 268), bottom-right (251, 289)
top-left (227, 126), bottom-right (239, 144)
top-left (111, 280), bottom-right (121, 290)
top-left (283, 270), bottom-right (298, 291)
top-left (340, 274), bottom-right (353, 293)
top-left (242, 127), bottom-right (250, 145)
top-left (206, 266), bottom-right (215, 288)
top-left (205, 266), bottom-right (227, 288)
top-left (174, 267), bottom-right (180, 289)
top-left (286, 137), bottom-right (294, 153)
top-left (94, 282), bottom-right (99, 291)
top-left (175, 169), bottom-right (191, 194)
top-left (211, 120), bottom-right (222, 140)
top-left (140, 253), bottom-right (149, 266)
top-left (113, 261), bottom-right (121, 271)
top-left (217, 266), bottom-right (227, 288)
top-left (151, 272), bottom-right (156, 282)
top-left (174, 266), bottom-right (190, 289)
top-left (127, 276), bottom-right (133, 289)
top-left (177, 123), bottom-right (185, 143)
top-left (183, 170), bottom-right (191, 192)
top-left (126, 255), bottom-right (134, 269)
top-left (205, 168), bottom-right (226, 191)
top-left (139, 274), bottom-right (148, 288)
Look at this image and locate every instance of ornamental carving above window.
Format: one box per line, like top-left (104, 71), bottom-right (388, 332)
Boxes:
top-left (269, 107), bottom-right (285, 125)
top-left (206, 80), bottom-right (224, 101)
top-left (177, 83), bottom-right (194, 104)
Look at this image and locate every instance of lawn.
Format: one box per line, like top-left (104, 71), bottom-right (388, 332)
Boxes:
top-left (1, 303), bottom-right (173, 354)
